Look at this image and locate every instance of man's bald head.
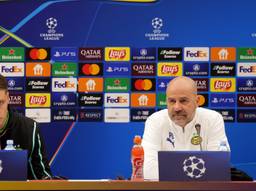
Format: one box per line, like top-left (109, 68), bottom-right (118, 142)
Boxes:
top-left (166, 76), bottom-right (197, 96)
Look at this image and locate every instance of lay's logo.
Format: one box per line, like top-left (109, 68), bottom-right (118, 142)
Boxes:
top-left (105, 47), bottom-right (130, 61)
top-left (210, 78), bottom-right (236, 92)
top-left (0, 63), bottom-right (24, 77)
top-left (26, 93), bottom-right (51, 107)
top-left (157, 62), bottom-right (182, 76)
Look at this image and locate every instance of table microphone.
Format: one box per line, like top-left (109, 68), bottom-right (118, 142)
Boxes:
top-left (195, 123), bottom-right (202, 151)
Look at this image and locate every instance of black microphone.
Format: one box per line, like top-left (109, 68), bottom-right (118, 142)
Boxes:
top-left (195, 123), bottom-right (202, 151)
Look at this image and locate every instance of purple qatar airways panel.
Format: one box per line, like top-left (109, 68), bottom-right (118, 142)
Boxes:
top-left (158, 151), bottom-right (230, 181)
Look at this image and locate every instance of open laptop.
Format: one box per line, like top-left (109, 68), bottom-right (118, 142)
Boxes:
top-left (158, 151), bottom-right (230, 181)
top-left (0, 150), bottom-right (27, 181)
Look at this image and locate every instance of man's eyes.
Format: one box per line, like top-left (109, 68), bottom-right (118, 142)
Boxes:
top-left (167, 98), bottom-right (189, 104)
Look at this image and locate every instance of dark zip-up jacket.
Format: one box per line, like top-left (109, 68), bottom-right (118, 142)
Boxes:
top-left (0, 110), bottom-right (52, 179)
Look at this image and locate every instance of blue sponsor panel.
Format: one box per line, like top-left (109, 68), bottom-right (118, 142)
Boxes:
top-left (237, 109), bottom-right (256, 122)
top-left (6, 77), bottom-right (24, 91)
top-left (131, 48), bottom-right (156, 61)
top-left (104, 63), bottom-right (130, 76)
top-left (157, 78), bottom-right (173, 91)
top-left (51, 108), bottom-right (77, 122)
top-left (237, 78), bottom-right (256, 92)
top-left (184, 62), bottom-right (209, 76)
top-left (51, 47), bottom-right (78, 61)
top-left (51, 93), bottom-right (77, 107)
top-left (78, 109), bottom-right (103, 122)
top-left (210, 93), bottom-right (236, 107)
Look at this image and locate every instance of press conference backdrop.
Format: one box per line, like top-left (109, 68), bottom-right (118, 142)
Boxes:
top-left (1, 0), bottom-right (256, 179)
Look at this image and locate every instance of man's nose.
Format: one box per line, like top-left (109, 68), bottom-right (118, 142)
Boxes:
top-left (173, 101), bottom-right (182, 111)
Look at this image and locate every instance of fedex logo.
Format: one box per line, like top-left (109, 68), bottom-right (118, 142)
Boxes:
top-left (54, 81), bottom-right (75, 88)
top-left (237, 63), bottom-right (256, 76)
top-left (184, 47), bottom-right (209, 61)
top-left (106, 96), bottom-right (127, 103)
top-left (186, 51), bottom-right (207, 58)
top-left (52, 78), bottom-right (77, 92)
top-left (104, 93), bottom-right (129, 107)
top-left (0, 63), bottom-right (24, 76)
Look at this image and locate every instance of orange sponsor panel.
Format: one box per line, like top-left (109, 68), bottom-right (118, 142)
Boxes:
top-left (78, 78), bottom-right (103, 92)
top-left (131, 93), bottom-right (156, 107)
top-left (26, 62), bottom-right (51, 77)
top-left (210, 47), bottom-right (236, 61)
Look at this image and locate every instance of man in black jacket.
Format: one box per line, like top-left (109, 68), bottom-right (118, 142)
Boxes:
top-left (0, 74), bottom-right (52, 179)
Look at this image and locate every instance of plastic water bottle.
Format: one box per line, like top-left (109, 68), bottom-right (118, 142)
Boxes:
top-left (218, 140), bottom-right (229, 151)
top-left (4, 140), bottom-right (16, 150)
top-left (131, 135), bottom-right (144, 181)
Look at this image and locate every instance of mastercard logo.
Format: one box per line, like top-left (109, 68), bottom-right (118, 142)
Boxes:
top-left (28, 48), bottom-right (49, 60)
top-left (82, 64), bottom-right (100, 75)
top-left (134, 79), bottom-right (153, 91)
top-left (197, 95), bottom-right (206, 106)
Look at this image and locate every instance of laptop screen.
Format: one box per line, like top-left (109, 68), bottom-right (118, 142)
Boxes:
top-left (0, 150), bottom-right (27, 181)
top-left (158, 151), bottom-right (230, 181)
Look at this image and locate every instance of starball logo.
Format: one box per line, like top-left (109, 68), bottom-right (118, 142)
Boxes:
top-left (105, 47), bottom-right (130, 61)
top-left (210, 78), bottom-right (236, 92)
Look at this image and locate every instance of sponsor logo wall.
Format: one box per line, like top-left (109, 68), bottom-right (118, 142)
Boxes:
top-left (1, 47), bottom-right (255, 123)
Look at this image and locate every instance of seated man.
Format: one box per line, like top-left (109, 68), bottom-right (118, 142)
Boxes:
top-left (142, 76), bottom-right (230, 180)
top-left (0, 74), bottom-right (52, 179)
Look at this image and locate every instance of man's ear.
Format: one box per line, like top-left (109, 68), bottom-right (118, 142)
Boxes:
top-left (6, 91), bottom-right (9, 104)
top-left (196, 95), bottom-right (200, 106)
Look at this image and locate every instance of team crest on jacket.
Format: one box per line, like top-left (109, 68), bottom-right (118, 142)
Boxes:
top-left (191, 133), bottom-right (202, 145)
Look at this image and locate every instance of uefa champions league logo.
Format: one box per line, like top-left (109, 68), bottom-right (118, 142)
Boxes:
top-left (40, 17), bottom-right (64, 41)
top-left (145, 17), bottom-right (169, 41)
top-left (183, 156), bottom-right (206, 179)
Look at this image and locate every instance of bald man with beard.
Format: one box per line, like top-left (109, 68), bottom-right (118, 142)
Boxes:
top-left (142, 76), bottom-right (230, 180)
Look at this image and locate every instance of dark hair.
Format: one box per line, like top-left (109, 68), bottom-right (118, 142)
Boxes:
top-left (0, 74), bottom-right (8, 91)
